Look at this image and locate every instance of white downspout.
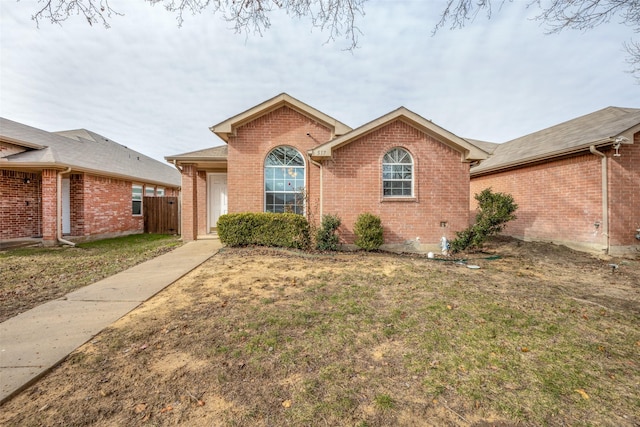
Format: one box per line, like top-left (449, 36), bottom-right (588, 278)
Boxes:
top-left (57, 167), bottom-right (76, 247)
top-left (589, 145), bottom-right (608, 253)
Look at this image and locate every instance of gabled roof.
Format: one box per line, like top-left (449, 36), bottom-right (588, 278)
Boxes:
top-left (210, 93), bottom-right (352, 142)
top-left (165, 145), bottom-right (228, 169)
top-left (309, 107), bottom-right (490, 162)
top-left (471, 106), bottom-right (640, 176)
top-left (0, 117), bottom-right (181, 187)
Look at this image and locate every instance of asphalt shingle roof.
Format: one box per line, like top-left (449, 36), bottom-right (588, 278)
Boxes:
top-left (1, 118), bottom-right (180, 187)
top-left (471, 106), bottom-right (640, 175)
top-left (165, 145), bottom-right (228, 160)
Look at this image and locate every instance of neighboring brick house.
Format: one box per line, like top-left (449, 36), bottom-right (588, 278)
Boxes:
top-left (166, 93), bottom-right (489, 251)
top-left (1, 118), bottom-right (181, 246)
top-left (470, 107), bottom-right (640, 257)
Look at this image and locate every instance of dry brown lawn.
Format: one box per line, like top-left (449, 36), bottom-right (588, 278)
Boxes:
top-left (1, 237), bottom-right (638, 426)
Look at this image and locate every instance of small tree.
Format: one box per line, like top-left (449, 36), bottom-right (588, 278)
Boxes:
top-left (451, 188), bottom-right (518, 253)
top-left (316, 214), bottom-right (341, 251)
top-left (354, 213), bottom-right (384, 251)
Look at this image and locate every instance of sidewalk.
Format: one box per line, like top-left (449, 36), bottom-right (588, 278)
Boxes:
top-left (0, 238), bottom-right (222, 404)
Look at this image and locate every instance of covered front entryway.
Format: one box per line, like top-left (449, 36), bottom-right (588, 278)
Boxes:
top-left (208, 173), bottom-right (227, 232)
top-left (165, 145), bottom-right (228, 241)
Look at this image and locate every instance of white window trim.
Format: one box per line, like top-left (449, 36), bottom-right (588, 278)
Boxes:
top-left (132, 184), bottom-right (143, 216)
top-left (382, 147), bottom-right (414, 198)
top-left (264, 146), bottom-right (306, 214)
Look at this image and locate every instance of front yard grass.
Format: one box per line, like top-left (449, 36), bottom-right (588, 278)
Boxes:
top-left (1, 240), bottom-right (638, 426)
top-left (0, 234), bottom-right (182, 322)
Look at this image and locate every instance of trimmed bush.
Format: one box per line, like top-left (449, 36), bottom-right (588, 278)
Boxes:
top-left (354, 213), bottom-right (384, 251)
top-left (217, 212), bottom-right (310, 249)
top-left (451, 188), bottom-right (518, 253)
top-left (315, 214), bottom-right (341, 251)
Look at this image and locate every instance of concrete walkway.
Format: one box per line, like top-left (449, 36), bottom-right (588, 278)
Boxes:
top-left (0, 238), bottom-right (222, 404)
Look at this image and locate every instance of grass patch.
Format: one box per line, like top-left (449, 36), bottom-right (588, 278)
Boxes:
top-left (0, 234), bottom-right (182, 322)
top-left (1, 243), bottom-right (639, 426)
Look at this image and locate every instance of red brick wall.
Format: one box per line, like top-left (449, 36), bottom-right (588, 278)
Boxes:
top-left (470, 153), bottom-right (606, 249)
top-left (69, 174), bottom-right (85, 236)
top-left (609, 134), bottom-right (640, 248)
top-left (227, 106), bottom-right (331, 224)
top-left (0, 170), bottom-right (41, 239)
top-left (323, 120), bottom-right (471, 245)
top-left (77, 174), bottom-right (143, 237)
top-left (181, 164), bottom-right (198, 241)
top-left (41, 169), bottom-right (57, 243)
top-left (2, 168), bottom-right (179, 242)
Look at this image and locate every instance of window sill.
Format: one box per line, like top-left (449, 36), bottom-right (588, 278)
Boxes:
top-left (381, 197), bottom-right (417, 203)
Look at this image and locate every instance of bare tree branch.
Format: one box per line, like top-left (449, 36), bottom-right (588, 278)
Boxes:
top-left (31, 0), bottom-right (121, 27)
top-left (23, 0), bottom-right (640, 77)
top-left (624, 39), bottom-right (640, 82)
top-left (28, 0), bottom-right (365, 50)
top-left (533, 0), bottom-right (640, 33)
top-left (434, 0), bottom-right (495, 32)
top-left (434, 0), bottom-right (640, 81)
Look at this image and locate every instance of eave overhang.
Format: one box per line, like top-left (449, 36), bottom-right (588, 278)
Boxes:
top-left (309, 107), bottom-right (490, 162)
top-left (0, 160), bottom-right (180, 188)
top-left (165, 158), bottom-right (227, 170)
top-left (470, 137), bottom-right (626, 177)
top-left (471, 116), bottom-right (640, 177)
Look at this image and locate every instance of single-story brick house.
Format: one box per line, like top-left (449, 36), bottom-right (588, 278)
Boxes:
top-left (1, 117), bottom-right (181, 246)
top-left (166, 93), bottom-right (489, 251)
top-left (470, 107), bottom-right (640, 257)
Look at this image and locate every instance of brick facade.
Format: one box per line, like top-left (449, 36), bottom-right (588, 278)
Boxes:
top-left (470, 136), bottom-right (640, 255)
top-left (2, 168), bottom-right (178, 243)
top-left (75, 174), bottom-right (143, 238)
top-left (608, 137), bottom-right (640, 253)
top-left (227, 106), bottom-right (331, 224)
top-left (174, 97), bottom-right (637, 255)
top-left (41, 169), bottom-right (58, 244)
top-left (220, 109), bottom-right (471, 248)
top-left (323, 120), bottom-right (470, 245)
top-left (0, 170), bottom-right (41, 240)
top-left (180, 164), bottom-right (198, 241)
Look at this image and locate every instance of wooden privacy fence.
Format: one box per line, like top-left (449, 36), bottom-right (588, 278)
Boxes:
top-left (144, 196), bottom-right (179, 234)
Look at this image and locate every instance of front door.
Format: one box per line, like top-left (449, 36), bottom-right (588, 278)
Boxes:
top-left (208, 174), bottom-right (227, 231)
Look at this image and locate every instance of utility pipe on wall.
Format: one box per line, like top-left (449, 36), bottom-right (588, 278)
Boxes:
top-left (589, 145), bottom-right (608, 253)
top-left (308, 156), bottom-right (323, 219)
top-left (57, 167), bottom-right (76, 247)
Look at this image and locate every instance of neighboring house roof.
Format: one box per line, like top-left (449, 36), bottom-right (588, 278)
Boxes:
top-left (471, 106), bottom-right (640, 176)
top-left (165, 145), bottom-right (228, 169)
top-left (0, 117), bottom-right (181, 187)
top-left (465, 138), bottom-right (499, 155)
top-left (210, 93), bottom-right (352, 142)
top-left (309, 107), bottom-right (490, 162)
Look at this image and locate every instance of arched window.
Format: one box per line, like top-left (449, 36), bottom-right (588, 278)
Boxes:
top-left (382, 147), bottom-right (413, 197)
top-left (264, 146), bottom-right (305, 214)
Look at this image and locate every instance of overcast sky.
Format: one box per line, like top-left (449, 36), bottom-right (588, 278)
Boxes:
top-left (1, 0), bottom-right (638, 163)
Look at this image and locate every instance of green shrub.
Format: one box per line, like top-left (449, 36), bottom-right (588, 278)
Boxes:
top-left (451, 188), bottom-right (518, 253)
top-left (315, 214), bottom-right (341, 251)
top-left (353, 213), bottom-right (383, 251)
top-left (217, 212), bottom-right (310, 249)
